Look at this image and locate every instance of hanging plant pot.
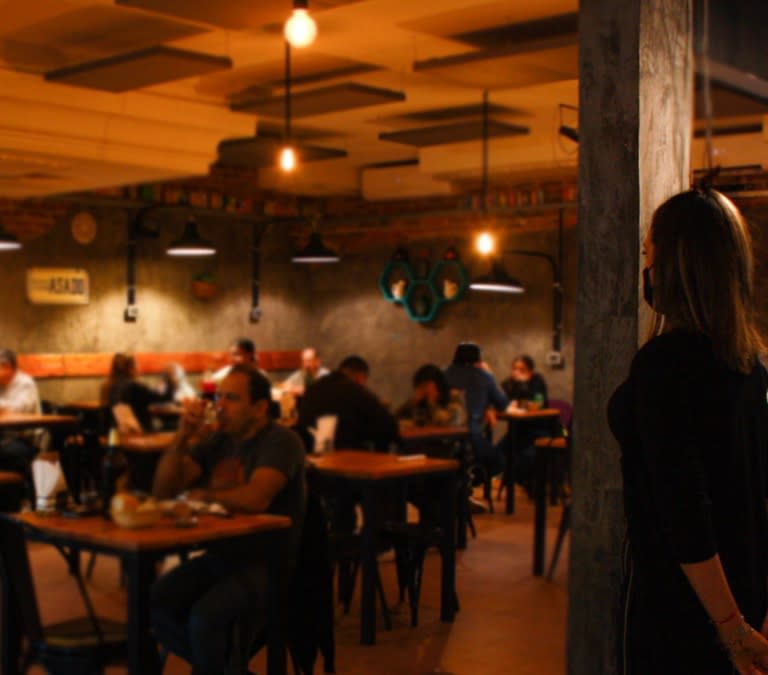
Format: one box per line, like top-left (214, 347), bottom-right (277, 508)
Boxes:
top-left (191, 279), bottom-right (217, 300)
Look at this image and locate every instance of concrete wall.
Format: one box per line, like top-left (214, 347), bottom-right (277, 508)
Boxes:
top-left (1, 204), bottom-right (577, 410)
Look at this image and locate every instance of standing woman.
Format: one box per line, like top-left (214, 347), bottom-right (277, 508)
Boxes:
top-left (608, 188), bottom-right (768, 675)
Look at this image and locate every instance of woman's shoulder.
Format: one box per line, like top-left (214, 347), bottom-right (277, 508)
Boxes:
top-left (634, 330), bottom-right (712, 370)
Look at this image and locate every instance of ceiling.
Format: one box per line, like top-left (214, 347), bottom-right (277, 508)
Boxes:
top-left (0, 0), bottom-right (765, 200)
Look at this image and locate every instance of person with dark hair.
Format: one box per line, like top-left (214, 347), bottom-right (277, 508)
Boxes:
top-left (395, 363), bottom-right (462, 427)
top-left (297, 355), bottom-right (397, 453)
top-left (298, 355), bottom-right (398, 533)
top-left (608, 189), bottom-right (768, 674)
top-left (151, 365), bottom-right (306, 674)
top-left (100, 353), bottom-right (171, 432)
top-left (500, 355), bottom-right (549, 410)
top-left (499, 354), bottom-right (551, 493)
top-left (211, 337), bottom-right (264, 383)
top-left (0, 348), bottom-right (43, 489)
top-left (444, 342), bottom-right (508, 479)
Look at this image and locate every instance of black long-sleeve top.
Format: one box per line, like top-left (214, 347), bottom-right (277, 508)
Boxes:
top-left (608, 330), bottom-right (768, 672)
top-left (297, 371), bottom-right (398, 452)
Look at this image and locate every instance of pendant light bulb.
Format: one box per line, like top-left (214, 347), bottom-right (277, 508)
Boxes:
top-left (279, 145), bottom-right (297, 172)
top-left (476, 232), bottom-right (495, 256)
top-left (284, 8), bottom-right (317, 48)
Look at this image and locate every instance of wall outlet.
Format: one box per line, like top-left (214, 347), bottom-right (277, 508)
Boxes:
top-left (546, 350), bottom-right (565, 369)
top-left (124, 305), bottom-right (139, 322)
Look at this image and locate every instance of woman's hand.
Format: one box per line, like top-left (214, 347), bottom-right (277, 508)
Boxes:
top-left (719, 618), bottom-right (768, 674)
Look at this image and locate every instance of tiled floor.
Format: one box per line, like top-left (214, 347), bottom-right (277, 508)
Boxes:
top-left (23, 486), bottom-right (568, 674)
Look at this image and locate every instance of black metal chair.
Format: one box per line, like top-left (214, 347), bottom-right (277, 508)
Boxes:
top-left (0, 519), bottom-right (127, 675)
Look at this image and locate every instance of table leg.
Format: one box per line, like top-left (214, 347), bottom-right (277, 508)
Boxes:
top-left (359, 484), bottom-right (376, 645)
top-left (266, 533), bottom-right (287, 675)
top-left (533, 449), bottom-right (549, 576)
top-left (455, 439), bottom-right (468, 550)
top-left (504, 436), bottom-right (517, 515)
top-left (0, 522), bottom-right (22, 675)
top-left (124, 553), bottom-right (161, 675)
top-left (439, 472), bottom-right (458, 622)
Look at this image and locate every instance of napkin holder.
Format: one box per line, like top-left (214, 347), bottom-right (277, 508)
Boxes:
top-left (32, 456), bottom-right (69, 513)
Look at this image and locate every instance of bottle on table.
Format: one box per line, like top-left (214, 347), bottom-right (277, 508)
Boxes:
top-left (101, 428), bottom-right (129, 519)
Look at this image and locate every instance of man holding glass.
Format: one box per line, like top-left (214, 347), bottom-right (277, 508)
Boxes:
top-left (151, 365), bottom-right (305, 674)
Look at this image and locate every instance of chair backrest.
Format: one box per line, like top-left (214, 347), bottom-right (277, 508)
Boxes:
top-left (548, 399), bottom-right (573, 434)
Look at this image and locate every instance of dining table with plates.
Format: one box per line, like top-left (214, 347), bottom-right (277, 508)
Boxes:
top-left (0, 509), bottom-right (292, 675)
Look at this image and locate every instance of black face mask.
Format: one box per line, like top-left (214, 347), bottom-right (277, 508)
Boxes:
top-left (642, 266), bottom-right (654, 309)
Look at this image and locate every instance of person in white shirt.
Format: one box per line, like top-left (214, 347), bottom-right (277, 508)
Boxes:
top-left (0, 349), bottom-right (41, 415)
top-left (0, 349), bottom-right (43, 491)
top-left (211, 337), bottom-right (266, 383)
top-left (280, 347), bottom-right (329, 396)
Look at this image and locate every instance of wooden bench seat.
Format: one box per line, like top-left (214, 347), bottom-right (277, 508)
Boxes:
top-left (18, 350), bottom-right (303, 379)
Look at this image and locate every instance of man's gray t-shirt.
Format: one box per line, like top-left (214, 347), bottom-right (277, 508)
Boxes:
top-left (190, 422), bottom-right (306, 563)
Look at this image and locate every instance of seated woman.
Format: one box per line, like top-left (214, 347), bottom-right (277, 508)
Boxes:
top-left (395, 363), bottom-right (463, 427)
top-left (499, 355), bottom-right (551, 493)
top-left (100, 353), bottom-right (171, 433)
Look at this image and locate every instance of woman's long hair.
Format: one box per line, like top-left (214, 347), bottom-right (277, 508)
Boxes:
top-left (647, 188), bottom-right (764, 373)
top-left (100, 353), bottom-right (136, 404)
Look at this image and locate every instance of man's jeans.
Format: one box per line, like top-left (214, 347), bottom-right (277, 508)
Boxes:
top-left (150, 552), bottom-right (267, 675)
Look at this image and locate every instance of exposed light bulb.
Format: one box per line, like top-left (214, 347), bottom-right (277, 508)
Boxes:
top-left (476, 232), bottom-right (495, 256)
top-left (279, 145), bottom-right (297, 172)
top-left (284, 8), bottom-right (317, 48)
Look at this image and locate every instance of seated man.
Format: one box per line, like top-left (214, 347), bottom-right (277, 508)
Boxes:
top-left (298, 355), bottom-right (398, 533)
top-left (280, 347), bottom-right (329, 397)
top-left (0, 349), bottom-right (44, 481)
top-left (297, 355), bottom-right (398, 453)
top-left (150, 365), bottom-right (306, 674)
top-left (211, 337), bottom-right (267, 383)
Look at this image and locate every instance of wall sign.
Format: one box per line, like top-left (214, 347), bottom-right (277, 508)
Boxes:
top-left (26, 268), bottom-right (90, 305)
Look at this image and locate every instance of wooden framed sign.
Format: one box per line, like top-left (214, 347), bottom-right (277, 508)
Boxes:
top-left (26, 268), bottom-right (90, 305)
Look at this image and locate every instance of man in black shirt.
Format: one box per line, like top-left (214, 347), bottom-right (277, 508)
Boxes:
top-left (297, 355), bottom-right (397, 453)
top-left (298, 355), bottom-right (398, 533)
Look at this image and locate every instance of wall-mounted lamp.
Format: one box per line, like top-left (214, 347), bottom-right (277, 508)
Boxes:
top-left (291, 231), bottom-right (339, 263)
top-left (470, 209), bottom-right (566, 367)
top-left (125, 207), bottom-right (218, 322)
top-left (558, 103), bottom-right (579, 143)
top-left (284, 0), bottom-right (317, 48)
top-left (0, 224), bottom-right (21, 251)
top-left (470, 261), bottom-right (525, 294)
top-left (166, 217), bottom-right (216, 257)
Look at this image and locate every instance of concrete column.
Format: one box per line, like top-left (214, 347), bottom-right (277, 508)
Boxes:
top-left (569, 1), bottom-right (692, 674)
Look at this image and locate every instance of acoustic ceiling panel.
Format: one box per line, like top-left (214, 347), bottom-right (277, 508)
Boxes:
top-left (379, 119), bottom-right (529, 147)
top-left (233, 83), bottom-right (406, 118)
top-left (455, 12), bottom-right (578, 49)
top-left (117, 0), bottom-right (364, 31)
top-left (44, 46), bottom-right (232, 92)
top-left (0, 5), bottom-right (206, 73)
top-left (374, 102), bottom-right (529, 129)
top-left (413, 44), bottom-right (577, 90)
top-left (217, 136), bottom-right (347, 168)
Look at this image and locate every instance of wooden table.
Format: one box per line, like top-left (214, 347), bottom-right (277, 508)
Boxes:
top-left (498, 409), bottom-right (562, 576)
top-left (307, 450), bottom-right (459, 645)
top-left (0, 510), bottom-right (291, 675)
top-left (0, 412), bottom-right (78, 431)
top-left (116, 432), bottom-right (176, 493)
top-left (497, 408), bottom-right (561, 515)
top-left (398, 424), bottom-right (471, 549)
top-left (118, 431), bottom-right (176, 454)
